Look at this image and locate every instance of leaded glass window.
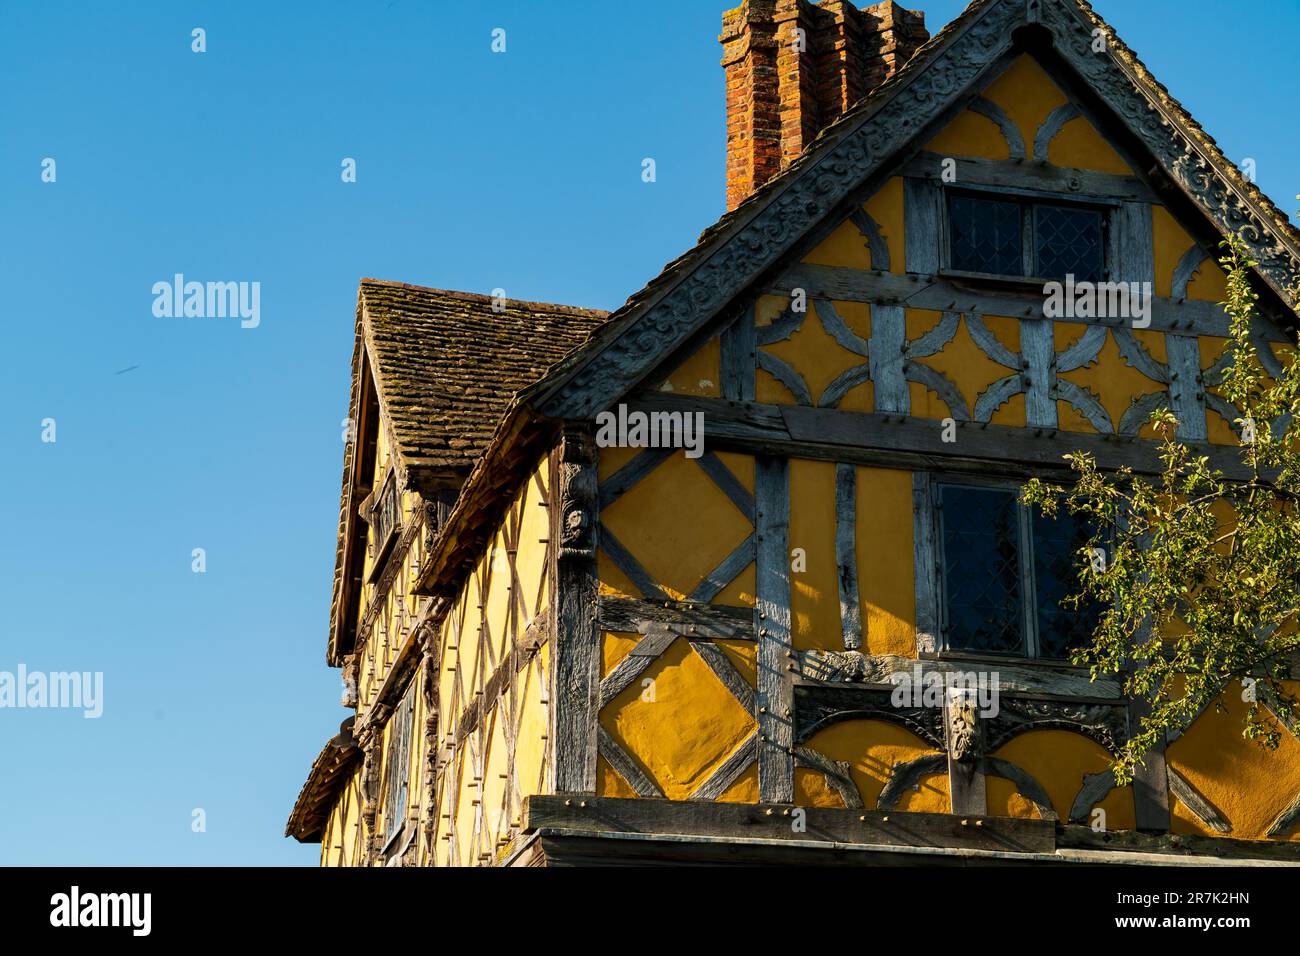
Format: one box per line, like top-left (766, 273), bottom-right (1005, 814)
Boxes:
top-left (945, 190), bottom-right (1108, 282)
top-left (939, 485), bottom-right (1024, 653)
top-left (383, 679), bottom-right (417, 845)
top-left (1031, 506), bottom-right (1106, 660)
top-left (937, 481), bottom-right (1107, 660)
top-left (1034, 204), bottom-right (1105, 282)
top-left (948, 194), bottom-right (1023, 276)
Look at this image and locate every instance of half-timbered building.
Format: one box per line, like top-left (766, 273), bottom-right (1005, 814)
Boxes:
top-left (288, 0), bottom-right (1300, 865)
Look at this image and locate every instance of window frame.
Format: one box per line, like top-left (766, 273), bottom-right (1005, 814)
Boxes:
top-left (365, 466), bottom-right (403, 582)
top-left (932, 474), bottom-right (1100, 666)
top-left (381, 678), bottom-right (418, 850)
top-left (940, 186), bottom-right (1116, 286)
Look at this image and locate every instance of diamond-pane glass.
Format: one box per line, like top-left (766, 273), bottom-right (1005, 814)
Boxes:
top-left (1034, 204), bottom-right (1104, 282)
top-left (940, 485), bottom-right (1024, 654)
top-left (1031, 508), bottom-right (1105, 659)
top-left (949, 194), bottom-right (1023, 276)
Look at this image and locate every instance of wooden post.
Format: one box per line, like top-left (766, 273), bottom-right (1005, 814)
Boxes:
top-left (550, 426), bottom-right (600, 793)
top-left (755, 455), bottom-right (794, 803)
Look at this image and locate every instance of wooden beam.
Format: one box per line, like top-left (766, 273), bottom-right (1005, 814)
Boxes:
top-left (903, 151), bottom-right (1157, 203)
top-left (755, 456), bottom-right (794, 803)
top-left (1128, 693), bottom-right (1171, 832)
top-left (627, 391), bottom-right (1258, 482)
top-left (523, 794), bottom-right (1056, 854)
top-left (595, 595), bottom-right (753, 638)
top-left (835, 463), bottom-right (863, 651)
top-left (550, 428), bottom-right (600, 793)
top-left (913, 472), bottom-right (940, 655)
top-left (769, 263), bottom-right (1291, 340)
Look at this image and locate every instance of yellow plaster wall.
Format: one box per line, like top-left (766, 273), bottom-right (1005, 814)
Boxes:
top-left (906, 310), bottom-right (1024, 426)
top-left (658, 334), bottom-right (721, 397)
top-left (801, 178), bottom-right (904, 274)
top-left (320, 767), bottom-right (367, 867)
top-left (1055, 326), bottom-right (1167, 436)
top-left (801, 720), bottom-right (949, 812)
top-left (983, 56), bottom-right (1066, 162)
top-left (427, 456), bottom-right (555, 865)
top-left (758, 299), bottom-right (874, 410)
top-left (789, 459), bottom-right (844, 652)
top-left (857, 467), bottom-right (916, 657)
top-left (924, 109), bottom-right (1009, 161)
top-left (989, 730), bottom-right (1135, 827)
top-left (1167, 681), bottom-right (1300, 841)
top-left (599, 449), bottom-right (755, 604)
top-left (598, 636), bottom-right (757, 799)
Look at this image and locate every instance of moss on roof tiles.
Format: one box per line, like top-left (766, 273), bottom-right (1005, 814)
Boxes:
top-left (358, 279), bottom-right (608, 476)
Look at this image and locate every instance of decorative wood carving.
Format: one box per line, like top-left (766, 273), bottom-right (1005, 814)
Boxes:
top-left (984, 697), bottom-right (1129, 754)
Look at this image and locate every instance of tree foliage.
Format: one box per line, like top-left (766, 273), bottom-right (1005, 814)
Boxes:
top-left (1022, 233), bottom-right (1300, 784)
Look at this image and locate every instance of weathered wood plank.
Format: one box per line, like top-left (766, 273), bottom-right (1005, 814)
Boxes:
top-left (755, 456), bottom-right (794, 803)
top-left (835, 463), bottom-right (863, 651)
top-left (596, 726), bottom-right (663, 798)
top-left (1020, 315), bottom-right (1057, 428)
top-left (1032, 103), bottom-right (1080, 162)
top-left (1168, 768), bottom-right (1231, 833)
top-left (1267, 790), bottom-right (1300, 838)
top-left (903, 177), bottom-right (942, 276)
top-left (595, 595), bottom-right (754, 638)
top-left (904, 151), bottom-right (1155, 203)
top-left (1166, 332), bottom-right (1209, 442)
top-left (1058, 823), bottom-right (1300, 863)
top-left (869, 304), bottom-right (908, 413)
top-left (970, 97), bottom-right (1025, 160)
top-left (624, 390), bottom-right (1259, 482)
top-left (720, 303), bottom-right (757, 402)
top-left (597, 523), bottom-right (670, 601)
top-left (847, 207), bottom-right (891, 272)
top-left (550, 428), bottom-right (601, 793)
top-left (688, 534), bottom-right (756, 604)
top-left (689, 638), bottom-right (756, 713)
top-left (696, 451), bottom-right (756, 523)
top-left (598, 448), bottom-right (672, 511)
top-left (912, 472), bottom-right (940, 656)
top-left (598, 628), bottom-right (679, 709)
top-left (1129, 692), bottom-right (1171, 832)
top-left (523, 794), bottom-right (1057, 854)
top-left (946, 693), bottom-right (988, 816)
top-left (769, 263), bottom-right (1291, 340)
top-left (776, 402), bottom-right (1256, 481)
top-left (689, 733), bottom-right (759, 801)
top-left (792, 650), bottom-right (1121, 698)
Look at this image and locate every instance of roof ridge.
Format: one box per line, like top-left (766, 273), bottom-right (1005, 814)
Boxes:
top-left (359, 277), bottom-right (611, 318)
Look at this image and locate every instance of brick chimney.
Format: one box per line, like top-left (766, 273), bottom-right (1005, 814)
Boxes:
top-left (721, 0), bottom-right (929, 210)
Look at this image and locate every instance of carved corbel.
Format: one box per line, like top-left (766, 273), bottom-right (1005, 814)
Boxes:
top-left (945, 687), bottom-right (984, 763)
top-left (340, 653), bottom-right (359, 709)
top-left (557, 427), bottom-right (598, 560)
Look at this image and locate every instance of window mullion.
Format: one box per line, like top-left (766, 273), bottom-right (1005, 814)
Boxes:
top-left (935, 487), bottom-right (950, 653)
top-left (1022, 203), bottom-right (1035, 278)
top-left (1019, 500), bottom-right (1038, 658)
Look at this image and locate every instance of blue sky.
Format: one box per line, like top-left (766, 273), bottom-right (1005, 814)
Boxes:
top-left (0, 0), bottom-right (1294, 865)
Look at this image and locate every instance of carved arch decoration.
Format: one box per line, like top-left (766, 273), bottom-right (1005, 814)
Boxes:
top-left (878, 753), bottom-right (1058, 821)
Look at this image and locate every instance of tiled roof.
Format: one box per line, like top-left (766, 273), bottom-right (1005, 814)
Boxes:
top-left (358, 279), bottom-right (609, 483)
top-left (285, 719), bottom-right (360, 843)
top-left (327, 281), bottom-right (608, 664)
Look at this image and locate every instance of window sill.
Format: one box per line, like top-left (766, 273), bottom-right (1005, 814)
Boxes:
top-left (921, 648), bottom-right (1088, 673)
top-left (938, 268), bottom-right (1066, 294)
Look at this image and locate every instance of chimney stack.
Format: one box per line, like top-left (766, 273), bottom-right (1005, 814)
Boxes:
top-left (721, 0), bottom-right (929, 210)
